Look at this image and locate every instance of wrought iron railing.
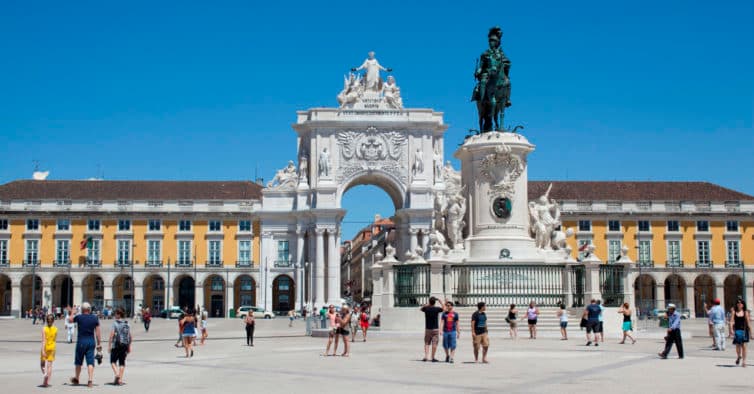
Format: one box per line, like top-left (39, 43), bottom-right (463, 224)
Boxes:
top-left (174, 260), bottom-right (192, 268)
top-left (665, 260), bottom-right (684, 268)
top-left (0, 260), bottom-right (8, 267)
top-left (23, 259), bottom-right (40, 267)
top-left (235, 260), bottom-right (253, 268)
top-left (570, 265), bottom-right (586, 307)
top-left (447, 264), bottom-right (568, 307)
top-left (147, 260), bottom-right (164, 268)
top-left (86, 260), bottom-right (102, 267)
top-left (725, 260), bottom-right (743, 268)
top-left (394, 264), bottom-right (430, 307)
top-left (636, 260), bottom-right (654, 268)
top-left (116, 260), bottom-right (132, 267)
top-left (695, 260), bottom-right (712, 268)
top-left (206, 260), bottom-right (224, 267)
top-left (54, 259), bottom-right (71, 267)
top-left (274, 260), bottom-right (292, 268)
top-left (599, 265), bottom-right (625, 307)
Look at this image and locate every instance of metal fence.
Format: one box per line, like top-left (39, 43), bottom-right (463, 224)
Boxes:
top-left (394, 264), bottom-right (431, 307)
top-left (570, 265), bottom-right (586, 307)
top-left (599, 265), bottom-right (625, 307)
top-left (446, 264), bottom-right (568, 307)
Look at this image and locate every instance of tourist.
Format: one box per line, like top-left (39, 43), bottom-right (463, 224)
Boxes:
top-left (583, 299), bottom-right (601, 347)
top-left (334, 306), bottom-right (351, 357)
top-left (288, 309), bottom-right (296, 327)
top-left (174, 313), bottom-right (185, 348)
top-left (324, 305), bottom-right (338, 356)
top-left (108, 308), bottom-right (131, 386)
top-left (596, 300), bottom-right (605, 343)
top-left (441, 301), bottom-right (460, 363)
top-left (557, 303), bottom-right (568, 340)
top-left (350, 306), bottom-right (361, 342)
top-left (180, 310), bottom-right (196, 358)
top-left (507, 304), bottom-right (518, 339)
top-left (142, 307), bottom-right (151, 332)
top-left (420, 297), bottom-right (444, 362)
top-left (319, 305), bottom-right (327, 329)
top-left (708, 298), bottom-right (726, 351)
top-left (359, 307), bottom-right (370, 342)
top-left (65, 309), bottom-right (76, 344)
top-left (705, 302), bottom-right (715, 348)
top-left (617, 303), bottom-right (636, 344)
top-left (471, 302), bottom-right (489, 363)
top-left (40, 314), bottom-right (57, 387)
top-left (244, 310), bottom-right (255, 346)
top-left (730, 299), bottom-right (751, 367)
top-left (200, 311), bottom-right (208, 345)
top-left (67, 303), bottom-right (102, 388)
top-left (526, 301), bottom-right (539, 339)
top-left (658, 304), bottom-right (684, 359)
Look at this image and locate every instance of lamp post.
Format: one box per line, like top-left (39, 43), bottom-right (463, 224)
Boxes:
top-left (166, 258), bottom-right (171, 320)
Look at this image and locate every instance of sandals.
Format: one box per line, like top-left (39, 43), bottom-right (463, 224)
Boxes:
top-left (70, 377), bottom-right (79, 385)
top-left (87, 381), bottom-right (93, 388)
top-left (114, 377), bottom-right (120, 386)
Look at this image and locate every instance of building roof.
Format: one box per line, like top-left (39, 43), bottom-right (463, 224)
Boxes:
top-left (528, 181), bottom-right (754, 202)
top-left (0, 180), bottom-right (263, 201)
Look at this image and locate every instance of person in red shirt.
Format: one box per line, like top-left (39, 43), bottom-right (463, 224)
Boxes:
top-left (441, 301), bottom-right (460, 363)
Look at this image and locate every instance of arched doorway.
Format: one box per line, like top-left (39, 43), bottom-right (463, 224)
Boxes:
top-left (143, 274), bottom-right (165, 312)
top-left (82, 275), bottom-right (104, 312)
top-left (273, 275), bottom-right (295, 313)
top-left (234, 275), bottom-right (256, 307)
top-left (175, 276), bottom-right (195, 310)
top-left (634, 274), bottom-right (656, 318)
top-left (0, 275), bottom-right (11, 316)
top-left (724, 275), bottom-right (743, 311)
top-left (693, 275), bottom-right (716, 318)
top-left (51, 275), bottom-right (74, 308)
top-left (113, 275), bottom-right (134, 317)
top-left (21, 274), bottom-right (43, 313)
top-left (204, 275), bottom-right (225, 318)
top-left (664, 274), bottom-right (686, 309)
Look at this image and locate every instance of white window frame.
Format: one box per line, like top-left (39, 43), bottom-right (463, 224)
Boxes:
top-left (117, 240), bottom-right (131, 264)
top-left (0, 239), bottom-right (8, 264)
top-left (577, 239), bottom-right (590, 261)
top-left (208, 240), bottom-right (222, 265)
top-left (147, 240), bottom-right (161, 264)
top-left (0, 219), bottom-right (8, 231)
top-left (726, 220), bottom-right (739, 232)
top-left (697, 240), bottom-right (711, 265)
top-left (177, 240), bottom-right (192, 266)
top-left (727, 240), bottom-right (740, 264)
top-left (238, 220), bottom-right (252, 232)
top-left (666, 220), bottom-right (680, 232)
top-left (87, 239), bottom-right (101, 263)
top-left (208, 220), bottom-right (222, 232)
top-left (577, 220), bottom-right (591, 232)
top-left (57, 219), bottom-right (70, 231)
top-left (607, 239), bottom-right (621, 263)
top-left (637, 220), bottom-right (651, 232)
top-left (87, 219), bottom-right (101, 231)
top-left (56, 239), bottom-right (70, 264)
top-left (26, 219), bottom-right (40, 231)
top-left (667, 240), bottom-right (681, 265)
top-left (178, 220), bottom-right (192, 232)
top-left (696, 220), bottom-right (709, 232)
top-left (148, 219), bottom-right (161, 232)
top-left (117, 219), bottom-right (131, 232)
top-left (607, 220), bottom-right (621, 232)
top-left (238, 240), bottom-right (252, 264)
top-left (26, 239), bottom-right (39, 264)
top-left (638, 240), bottom-right (651, 264)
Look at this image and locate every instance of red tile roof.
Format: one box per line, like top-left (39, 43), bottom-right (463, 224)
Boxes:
top-left (528, 181), bottom-right (754, 202)
top-left (0, 180), bottom-right (262, 201)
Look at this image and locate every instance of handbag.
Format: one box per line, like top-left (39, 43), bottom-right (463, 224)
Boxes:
top-left (580, 317), bottom-right (588, 328)
top-left (505, 316), bottom-right (511, 324)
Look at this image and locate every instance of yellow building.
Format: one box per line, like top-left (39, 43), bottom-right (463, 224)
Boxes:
top-left (529, 181), bottom-right (754, 316)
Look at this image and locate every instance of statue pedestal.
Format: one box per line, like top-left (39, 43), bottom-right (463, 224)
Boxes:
top-left (454, 132), bottom-right (539, 262)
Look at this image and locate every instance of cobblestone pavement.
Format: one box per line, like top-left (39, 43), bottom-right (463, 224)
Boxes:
top-left (0, 317), bottom-right (751, 393)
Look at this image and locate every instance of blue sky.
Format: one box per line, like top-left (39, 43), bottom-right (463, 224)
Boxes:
top-left (1, 1), bottom-right (753, 239)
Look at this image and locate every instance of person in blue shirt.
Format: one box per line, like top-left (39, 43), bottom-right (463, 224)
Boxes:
top-left (582, 299), bottom-right (602, 347)
top-left (708, 298), bottom-right (727, 351)
top-left (659, 304), bottom-right (684, 359)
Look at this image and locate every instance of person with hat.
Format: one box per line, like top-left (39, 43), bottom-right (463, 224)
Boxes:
top-left (658, 304), bottom-right (684, 359)
top-left (708, 298), bottom-right (727, 351)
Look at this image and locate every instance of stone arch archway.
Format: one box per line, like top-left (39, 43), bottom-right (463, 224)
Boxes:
top-left (82, 274), bottom-right (104, 311)
top-left (634, 274), bottom-right (656, 317)
top-left (724, 275), bottom-right (743, 311)
top-left (234, 275), bottom-right (256, 307)
top-left (143, 274), bottom-right (165, 312)
top-left (0, 274), bottom-right (11, 316)
top-left (174, 275), bottom-right (195, 310)
top-left (337, 170), bottom-right (407, 211)
top-left (694, 274), bottom-right (716, 318)
top-left (51, 274), bottom-right (74, 309)
top-left (204, 275), bottom-right (225, 318)
top-left (113, 274), bottom-right (134, 316)
top-left (272, 274), bottom-right (295, 313)
top-left (664, 274), bottom-right (686, 309)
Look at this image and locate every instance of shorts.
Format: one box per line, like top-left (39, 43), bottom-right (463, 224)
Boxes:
top-left (182, 333), bottom-right (194, 338)
top-left (528, 319), bottom-right (538, 325)
top-left (733, 330), bottom-right (750, 344)
top-left (473, 332), bottom-right (489, 349)
top-left (586, 320), bottom-right (599, 334)
top-left (74, 337), bottom-right (96, 366)
top-left (596, 322), bottom-right (604, 333)
top-left (622, 321), bottom-right (632, 332)
top-left (41, 347), bottom-right (55, 362)
top-left (560, 321), bottom-right (568, 329)
top-left (509, 321), bottom-right (517, 328)
top-left (442, 331), bottom-right (457, 350)
top-left (336, 327), bottom-right (350, 336)
top-left (424, 329), bottom-right (439, 346)
top-left (110, 344), bottom-right (128, 366)
top-left (360, 323), bottom-right (369, 330)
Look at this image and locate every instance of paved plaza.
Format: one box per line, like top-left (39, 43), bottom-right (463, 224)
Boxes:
top-left (0, 317), bottom-right (751, 393)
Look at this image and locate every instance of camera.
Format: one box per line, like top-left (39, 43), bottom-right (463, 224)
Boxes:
top-left (95, 350), bottom-right (103, 365)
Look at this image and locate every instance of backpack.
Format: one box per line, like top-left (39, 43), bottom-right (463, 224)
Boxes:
top-left (114, 320), bottom-right (131, 346)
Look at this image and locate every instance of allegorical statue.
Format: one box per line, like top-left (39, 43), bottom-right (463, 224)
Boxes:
top-left (352, 51), bottom-right (392, 91)
top-left (471, 26), bottom-right (511, 132)
top-left (528, 184), bottom-right (562, 249)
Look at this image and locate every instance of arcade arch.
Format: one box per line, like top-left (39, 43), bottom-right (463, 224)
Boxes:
top-left (234, 275), bottom-right (256, 307)
top-left (693, 274), bottom-right (716, 318)
top-left (724, 275), bottom-right (743, 311)
top-left (21, 274), bottom-right (43, 312)
top-left (51, 274), bottom-right (74, 308)
top-left (273, 275), bottom-right (295, 313)
top-left (143, 274), bottom-right (165, 312)
top-left (204, 275), bottom-right (225, 317)
top-left (664, 274), bottom-right (686, 309)
top-left (82, 274), bottom-right (104, 311)
top-left (113, 274), bottom-right (134, 316)
top-left (174, 275), bottom-right (195, 310)
top-left (634, 274), bottom-right (656, 316)
top-left (0, 274), bottom-right (11, 315)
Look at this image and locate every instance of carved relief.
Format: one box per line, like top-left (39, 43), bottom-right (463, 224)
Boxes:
top-left (478, 143), bottom-right (524, 203)
top-left (335, 127), bottom-right (407, 182)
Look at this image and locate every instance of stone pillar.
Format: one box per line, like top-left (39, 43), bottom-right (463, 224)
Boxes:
top-left (583, 258), bottom-right (603, 302)
top-left (264, 272), bottom-right (274, 312)
top-left (427, 259), bottom-right (446, 300)
top-left (133, 283), bottom-right (143, 317)
top-left (295, 264), bottom-right (303, 311)
top-left (296, 230), bottom-right (305, 270)
top-left (11, 283), bottom-right (22, 318)
top-left (225, 282), bottom-right (234, 319)
top-left (656, 284), bottom-right (665, 309)
top-left (622, 263), bottom-right (636, 308)
top-left (326, 228), bottom-right (340, 304)
top-left (563, 266), bottom-right (574, 307)
top-left (382, 264), bottom-right (396, 308)
top-left (195, 280), bottom-right (204, 312)
top-left (716, 285), bottom-right (725, 311)
top-left (103, 283), bottom-right (114, 309)
top-left (684, 285), bottom-right (695, 314)
top-left (409, 228), bottom-right (419, 254)
top-left (315, 228), bottom-right (326, 306)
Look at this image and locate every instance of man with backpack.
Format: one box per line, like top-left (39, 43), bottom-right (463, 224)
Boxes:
top-left (108, 308), bottom-right (132, 386)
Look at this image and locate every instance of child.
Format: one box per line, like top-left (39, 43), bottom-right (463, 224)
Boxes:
top-left (40, 314), bottom-right (57, 387)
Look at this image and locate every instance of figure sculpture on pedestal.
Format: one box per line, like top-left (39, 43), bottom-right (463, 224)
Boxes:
top-left (337, 73), bottom-right (364, 108)
top-left (319, 148), bottom-right (330, 177)
top-left (382, 75), bottom-right (403, 109)
top-left (471, 26), bottom-right (511, 132)
top-left (267, 161), bottom-right (299, 190)
top-left (528, 184), bottom-right (562, 249)
top-left (446, 192), bottom-right (467, 249)
top-left (352, 51), bottom-right (392, 91)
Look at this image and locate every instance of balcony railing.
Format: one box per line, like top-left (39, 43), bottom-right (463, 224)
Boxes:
top-left (725, 260), bottom-right (743, 268)
top-left (116, 260), bottom-right (132, 267)
top-left (636, 260), bottom-right (654, 268)
top-left (695, 260), bottom-right (712, 269)
top-left (146, 260), bottom-right (164, 268)
top-left (0, 260), bottom-right (8, 267)
top-left (23, 260), bottom-right (40, 267)
top-left (174, 260), bottom-right (192, 268)
top-left (54, 259), bottom-right (71, 267)
top-left (86, 260), bottom-right (102, 267)
top-left (235, 260), bottom-right (253, 268)
top-left (665, 261), bottom-right (684, 268)
top-left (206, 260), bottom-right (224, 268)
top-left (274, 260), bottom-right (292, 268)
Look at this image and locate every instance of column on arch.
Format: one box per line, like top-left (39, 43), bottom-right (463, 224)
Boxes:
top-left (315, 228), bottom-right (326, 307)
top-left (326, 227), bottom-right (340, 304)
